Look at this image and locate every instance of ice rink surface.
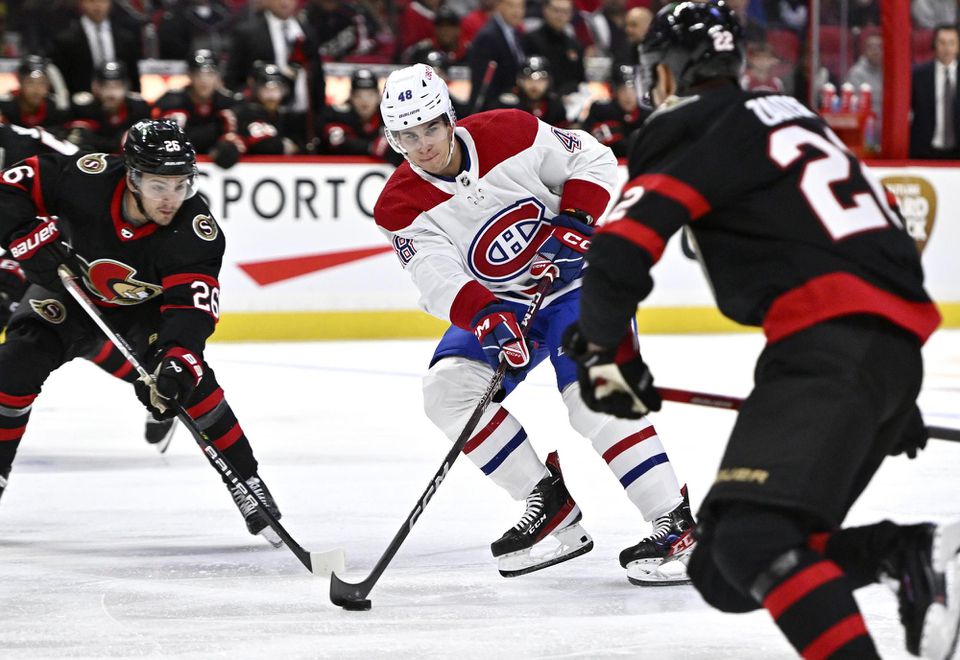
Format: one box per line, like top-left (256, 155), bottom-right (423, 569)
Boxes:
top-left (1, 330), bottom-right (958, 659)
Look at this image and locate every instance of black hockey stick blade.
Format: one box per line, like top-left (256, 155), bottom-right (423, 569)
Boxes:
top-left (57, 262), bottom-right (345, 577)
top-left (659, 386), bottom-right (960, 444)
top-left (330, 276), bottom-right (554, 610)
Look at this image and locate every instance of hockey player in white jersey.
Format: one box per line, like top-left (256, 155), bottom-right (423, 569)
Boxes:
top-left (375, 63), bottom-right (694, 584)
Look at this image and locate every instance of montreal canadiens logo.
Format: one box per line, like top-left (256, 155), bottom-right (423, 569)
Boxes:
top-left (82, 259), bottom-right (163, 305)
top-left (468, 198), bottom-right (550, 282)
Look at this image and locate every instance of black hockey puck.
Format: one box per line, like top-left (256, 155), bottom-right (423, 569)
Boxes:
top-left (340, 598), bottom-right (372, 611)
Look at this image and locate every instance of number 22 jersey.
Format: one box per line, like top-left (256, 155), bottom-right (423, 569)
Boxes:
top-left (584, 87), bottom-right (940, 347)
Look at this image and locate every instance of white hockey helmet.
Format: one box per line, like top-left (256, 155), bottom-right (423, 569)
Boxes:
top-left (380, 63), bottom-right (457, 156)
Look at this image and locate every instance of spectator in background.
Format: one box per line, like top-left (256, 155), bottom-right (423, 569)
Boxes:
top-left (726, 0), bottom-right (765, 43)
top-left (910, 23), bottom-right (960, 159)
top-left (822, 0), bottom-right (879, 27)
top-left (306, 0), bottom-right (383, 61)
top-left (461, 0), bottom-right (496, 48)
top-left (494, 55), bottom-right (568, 125)
top-left (583, 63), bottom-right (644, 157)
top-left (402, 6), bottom-right (467, 64)
top-left (49, 0), bottom-right (142, 94)
top-left (612, 6), bottom-right (652, 70)
top-left (413, 49), bottom-right (472, 118)
top-left (912, 0), bottom-right (957, 29)
top-left (65, 60), bottom-right (150, 153)
top-left (846, 32), bottom-right (883, 119)
top-left (398, 0), bottom-right (442, 56)
top-left (524, 0), bottom-right (586, 96)
top-left (741, 41), bottom-right (784, 93)
top-left (9, 0), bottom-right (75, 55)
top-left (153, 49), bottom-right (240, 155)
top-left (156, 0), bottom-right (235, 60)
top-left (232, 61), bottom-right (301, 157)
top-left (468, 0), bottom-right (526, 112)
top-left (764, 0), bottom-right (808, 32)
top-left (785, 39), bottom-right (834, 107)
top-left (0, 55), bottom-right (71, 130)
top-left (225, 0), bottom-right (324, 127)
top-left (316, 68), bottom-right (401, 164)
top-left (588, 0), bottom-right (628, 60)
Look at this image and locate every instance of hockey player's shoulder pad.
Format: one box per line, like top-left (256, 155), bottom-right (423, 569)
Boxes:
top-left (374, 163), bottom-right (450, 233)
top-left (459, 109), bottom-right (538, 171)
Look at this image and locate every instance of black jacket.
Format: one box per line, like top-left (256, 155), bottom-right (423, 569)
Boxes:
top-left (910, 59), bottom-right (960, 158)
top-left (467, 17), bottom-right (524, 112)
top-left (49, 20), bottom-right (141, 94)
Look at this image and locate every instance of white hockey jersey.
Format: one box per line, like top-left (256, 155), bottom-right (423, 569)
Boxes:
top-left (375, 109), bottom-right (618, 330)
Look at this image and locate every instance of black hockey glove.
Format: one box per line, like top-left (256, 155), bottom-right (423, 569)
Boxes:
top-left (888, 405), bottom-right (928, 459)
top-left (7, 216), bottom-right (70, 290)
top-left (472, 303), bottom-right (532, 371)
top-left (530, 210), bottom-right (594, 292)
top-left (134, 347), bottom-right (204, 420)
top-left (563, 322), bottom-right (662, 419)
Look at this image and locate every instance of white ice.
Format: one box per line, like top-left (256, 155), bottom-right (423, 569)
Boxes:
top-left (2, 330), bottom-right (959, 659)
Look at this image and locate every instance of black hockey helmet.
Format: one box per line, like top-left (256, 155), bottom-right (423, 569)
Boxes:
top-left (187, 48), bottom-right (220, 73)
top-left (434, 6), bottom-right (461, 26)
top-left (251, 61), bottom-right (287, 89)
top-left (640, 0), bottom-right (743, 100)
top-left (612, 63), bottom-right (637, 88)
top-left (350, 68), bottom-right (379, 92)
top-left (94, 60), bottom-right (128, 83)
top-left (520, 55), bottom-right (551, 81)
top-left (123, 119), bottom-right (198, 177)
top-left (17, 54), bottom-right (49, 80)
top-left (415, 49), bottom-right (451, 73)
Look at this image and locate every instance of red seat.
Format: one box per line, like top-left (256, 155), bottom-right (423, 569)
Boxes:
top-left (766, 29), bottom-right (800, 64)
top-left (913, 29), bottom-right (935, 63)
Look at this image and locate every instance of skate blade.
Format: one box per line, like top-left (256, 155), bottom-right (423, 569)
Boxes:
top-left (498, 523), bottom-right (594, 578)
top-left (920, 521), bottom-right (960, 660)
top-left (626, 557), bottom-right (692, 586)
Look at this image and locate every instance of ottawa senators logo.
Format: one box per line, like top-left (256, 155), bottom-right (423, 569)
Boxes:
top-left (82, 259), bottom-right (163, 305)
top-left (76, 153), bottom-right (109, 174)
top-left (192, 214), bottom-right (218, 241)
top-left (29, 298), bottom-right (66, 324)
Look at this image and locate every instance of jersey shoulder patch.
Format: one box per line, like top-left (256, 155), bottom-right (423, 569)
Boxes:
top-left (374, 163), bottom-right (453, 232)
top-left (460, 109), bottom-right (539, 177)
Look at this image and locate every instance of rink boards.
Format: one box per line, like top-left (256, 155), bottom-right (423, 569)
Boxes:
top-left (194, 157), bottom-right (960, 340)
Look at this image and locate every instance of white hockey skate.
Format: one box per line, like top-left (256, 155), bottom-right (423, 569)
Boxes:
top-left (620, 485), bottom-right (696, 586)
top-left (492, 451), bottom-right (594, 577)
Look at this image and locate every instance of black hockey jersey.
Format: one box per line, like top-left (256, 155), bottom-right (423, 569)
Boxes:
top-left (66, 92), bottom-right (152, 153)
top-left (493, 90), bottom-right (568, 127)
top-left (233, 101), bottom-right (300, 154)
top-left (152, 87), bottom-right (239, 154)
top-left (316, 103), bottom-right (402, 165)
top-left (581, 87), bottom-right (940, 347)
top-left (0, 123), bottom-right (78, 169)
top-left (0, 152), bottom-right (225, 354)
top-left (583, 99), bottom-right (648, 157)
top-left (0, 93), bottom-right (71, 132)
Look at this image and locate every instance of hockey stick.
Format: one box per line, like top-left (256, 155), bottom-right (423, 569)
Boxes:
top-left (471, 60), bottom-right (498, 114)
top-left (330, 275), bottom-right (555, 610)
top-left (57, 262), bottom-right (345, 577)
top-left (658, 386), bottom-right (960, 443)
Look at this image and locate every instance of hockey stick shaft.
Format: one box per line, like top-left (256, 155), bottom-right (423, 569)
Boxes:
top-left (330, 276), bottom-right (555, 607)
top-left (471, 60), bottom-right (498, 114)
top-left (57, 263), bottom-right (343, 576)
top-left (658, 386), bottom-right (960, 442)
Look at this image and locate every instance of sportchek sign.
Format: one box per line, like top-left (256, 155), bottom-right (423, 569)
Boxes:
top-left (198, 158), bottom-right (960, 333)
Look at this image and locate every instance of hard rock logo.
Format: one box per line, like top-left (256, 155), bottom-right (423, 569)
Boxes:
top-left (881, 175), bottom-right (937, 253)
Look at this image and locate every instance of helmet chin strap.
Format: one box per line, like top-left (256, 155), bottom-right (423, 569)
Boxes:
top-left (124, 175), bottom-right (159, 226)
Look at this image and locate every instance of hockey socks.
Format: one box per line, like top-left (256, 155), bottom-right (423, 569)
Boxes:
top-left (753, 549), bottom-right (878, 659)
top-left (184, 385), bottom-right (258, 480)
top-left (0, 390), bottom-right (38, 495)
top-left (462, 405), bottom-right (548, 500)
